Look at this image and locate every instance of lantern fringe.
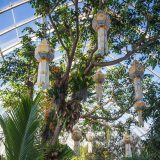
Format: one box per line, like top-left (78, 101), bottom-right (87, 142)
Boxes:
top-left (98, 28), bottom-right (108, 55)
top-left (138, 111), bottom-right (144, 127)
top-left (125, 144), bottom-right (132, 158)
top-left (74, 141), bottom-right (80, 156)
top-left (37, 60), bottom-right (49, 90)
top-left (95, 83), bottom-right (103, 102)
top-left (133, 78), bottom-right (143, 100)
top-left (88, 142), bottom-right (93, 153)
top-left (106, 128), bottom-right (111, 145)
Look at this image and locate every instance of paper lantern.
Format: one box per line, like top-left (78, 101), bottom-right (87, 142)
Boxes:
top-left (35, 40), bottom-right (54, 90)
top-left (105, 127), bottom-right (111, 145)
top-left (94, 70), bottom-right (105, 102)
top-left (134, 100), bottom-right (145, 127)
top-left (71, 127), bottom-right (82, 156)
top-left (86, 131), bottom-right (95, 153)
top-left (92, 10), bottom-right (110, 56)
top-left (129, 60), bottom-right (145, 100)
top-left (129, 60), bottom-right (145, 126)
top-left (123, 132), bottom-right (132, 158)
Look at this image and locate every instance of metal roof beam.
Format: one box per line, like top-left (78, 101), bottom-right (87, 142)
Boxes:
top-left (0, 0), bottom-right (82, 14)
top-left (0, 15), bottom-right (41, 36)
top-left (108, 54), bottom-right (160, 80)
top-left (0, 0), bottom-right (31, 14)
top-left (0, 1), bottom-right (82, 36)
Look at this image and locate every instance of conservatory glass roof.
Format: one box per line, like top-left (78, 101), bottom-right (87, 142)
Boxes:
top-left (0, 0), bottom-right (40, 54)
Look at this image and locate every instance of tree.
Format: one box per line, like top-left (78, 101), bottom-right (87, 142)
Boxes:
top-left (0, 0), bottom-right (160, 159)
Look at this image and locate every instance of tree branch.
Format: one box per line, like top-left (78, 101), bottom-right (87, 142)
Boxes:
top-left (81, 99), bottom-right (112, 118)
top-left (50, 120), bottom-right (62, 145)
top-left (84, 117), bottom-right (118, 129)
top-left (84, 44), bottom-right (98, 75)
top-left (61, 0), bottom-right (80, 83)
top-left (94, 35), bottom-right (160, 67)
top-left (70, 0), bottom-right (79, 58)
top-left (86, 102), bottom-right (134, 122)
top-left (48, 14), bottom-right (69, 53)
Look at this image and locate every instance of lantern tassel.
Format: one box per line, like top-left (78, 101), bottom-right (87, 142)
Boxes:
top-left (88, 142), bottom-right (93, 153)
top-left (106, 128), bottom-right (111, 145)
top-left (125, 143), bottom-right (132, 158)
top-left (95, 83), bottom-right (103, 102)
top-left (37, 60), bottom-right (49, 90)
top-left (74, 141), bottom-right (80, 156)
top-left (98, 28), bottom-right (108, 55)
top-left (138, 110), bottom-right (144, 127)
top-left (134, 77), bottom-right (143, 100)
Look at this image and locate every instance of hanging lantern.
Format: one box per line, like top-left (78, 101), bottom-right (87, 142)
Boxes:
top-left (93, 70), bottom-right (105, 102)
top-left (92, 10), bottom-right (110, 56)
top-left (129, 60), bottom-right (145, 126)
top-left (129, 60), bottom-right (145, 100)
top-left (71, 127), bottom-right (82, 156)
top-left (134, 100), bottom-right (145, 127)
top-left (86, 131), bottom-right (95, 153)
top-left (105, 127), bottom-right (111, 145)
top-left (123, 132), bottom-right (132, 158)
top-left (35, 40), bottom-right (54, 90)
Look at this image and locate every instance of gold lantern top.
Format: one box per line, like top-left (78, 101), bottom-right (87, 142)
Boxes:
top-left (92, 10), bottom-right (110, 31)
top-left (36, 40), bottom-right (51, 53)
top-left (123, 132), bottom-right (132, 144)
top-left (94, 70), bottom-right (105, 84)
top-left (72, 127), bottom-right (82, 142)
top-left (35, 40), bottom-right (54, 62)
top-left (129, 60), bottom-right (145, 79)
top-left (134, 100), bottom-right (146, 111)
top-left (86, 131), bottom-right (95, 142)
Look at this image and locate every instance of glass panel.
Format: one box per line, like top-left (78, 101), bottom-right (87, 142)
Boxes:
top-left (13, 3), bottom-right (35, 24)
top-left (9, 0), bottom-right (19, 4)
top-left (0, 0), bottom-right (10, 9)
top-left (0, 0), bottom-right (20, 9)
top-left (0, 10), bottom-right (14, 31)
top-left (18, 20), bottom-right (39, 37)
top-left (0, 30), bottom-right (17, 49)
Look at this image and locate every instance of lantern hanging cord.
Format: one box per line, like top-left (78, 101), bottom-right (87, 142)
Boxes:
top-left (42, 15), bottom-right (50, 40)
top-left (99, 0), bottom-right (106, 9)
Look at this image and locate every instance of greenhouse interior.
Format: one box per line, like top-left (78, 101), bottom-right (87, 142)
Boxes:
top-left (0, 0), bottom-right (160, 160)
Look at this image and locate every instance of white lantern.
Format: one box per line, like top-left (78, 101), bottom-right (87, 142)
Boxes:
top-left (129, 60), bottom-right (145, 101)
top-left (71, 127), bottom-right (82, 156)
top-left (92, 10), bottom-right (110, 56)
top-left (134, 100), bottom-right (145, 127)
top-left (86, 131), bottom-right (95, 153)
top-left (35, 40), bottom-right (54, 90)
top-left (123, 132), bottom-right (132, 158)
top-left (94, 69), bottom-right (105, 102)
top-left (129, 60), bottom-right (145, 126)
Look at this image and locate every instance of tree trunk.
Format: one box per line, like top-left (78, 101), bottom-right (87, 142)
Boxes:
top-left (51, 121), bottom-right (62, 145)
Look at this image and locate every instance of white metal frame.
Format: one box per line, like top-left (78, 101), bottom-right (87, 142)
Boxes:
top-left (0, 15), bottom-right (41, 36)
top-left (0, 0), bottom-right (31, 14)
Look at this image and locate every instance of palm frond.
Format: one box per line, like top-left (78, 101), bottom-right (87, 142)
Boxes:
top-left (0, 95), bottom-right (43, 160)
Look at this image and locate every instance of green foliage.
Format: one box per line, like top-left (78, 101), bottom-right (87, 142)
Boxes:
top-left (142, 81), bottom-right (160, 159)
top-left (43, 142), bottom-right (73, 160)
top-left (0, 35), bottom-right (36, 84)
top-left (54, 143), bottom-right (74, 160)
top-left (0, 35), bottom-right (37, 106)
top-left (122, 149), bottom-right (157, 160)
top-left (0, 95), bottom-right (43, 160)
